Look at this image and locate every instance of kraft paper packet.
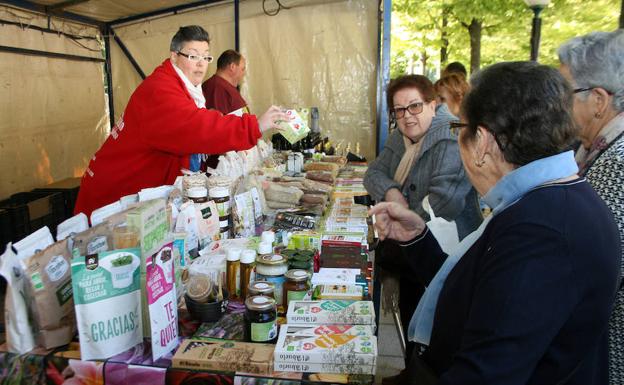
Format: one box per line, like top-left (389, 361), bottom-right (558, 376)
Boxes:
top-left (23, 239), bottom-right (76, 349)
top-left (71, 222), bottom-right (114, 258)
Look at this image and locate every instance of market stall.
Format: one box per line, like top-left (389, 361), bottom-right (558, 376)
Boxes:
top-left (0, 129), bottom-right (379, 384)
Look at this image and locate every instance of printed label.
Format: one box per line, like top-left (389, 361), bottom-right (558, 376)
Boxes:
top-left (31, 272), bottom-right (44, 291)
top-left (287, 290), bottom-right (307, 304)
top-left (251, 320), bottom-right (277, 342)
top-left (87, 236), bottom-right (109, 255)
top-left (45, 255), bottom-right (69, 282)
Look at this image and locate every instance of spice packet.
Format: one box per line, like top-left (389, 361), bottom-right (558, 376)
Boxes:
top-left (71, 248), bottom-right (143, 360)
top-left (71, 222), bottom-right (114, 258)
top-left (24, 239), bottom-right (76, 349)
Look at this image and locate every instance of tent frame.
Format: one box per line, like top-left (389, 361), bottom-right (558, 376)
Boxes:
top-left (1, 0), bottom-right (392, 152)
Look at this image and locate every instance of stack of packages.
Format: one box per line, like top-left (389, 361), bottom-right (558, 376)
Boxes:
top-left (332, 164), bottom-right (369, 200)
top-left (274, 300), bottom-right (377, 374)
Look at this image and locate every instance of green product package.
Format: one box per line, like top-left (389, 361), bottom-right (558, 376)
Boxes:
top-left (71, 248), bottom-right (143, 360)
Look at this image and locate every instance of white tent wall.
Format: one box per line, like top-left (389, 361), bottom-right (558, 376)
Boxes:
top-left (0, 7), bottom-right (109, 200)
top-left (110, 2), bottom-right (235, 124)
top-left (240, 0), bottom-right (378, 160)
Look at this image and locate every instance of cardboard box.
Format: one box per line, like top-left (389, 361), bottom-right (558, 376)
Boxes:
top-left (273, 361), bottom-right (375, 375)
top-left (286, 300), bottom-right (375, 326)
top-left (274, 326), bottom-right (377, 366)
top-left (280, 324), bottom-right (374, 336)
top-left (172, 339), bottom-right (275, 375)
top-left (313, 285), bottom-right (364, 301)
top-left (126, 199), bottom-right (168, 264)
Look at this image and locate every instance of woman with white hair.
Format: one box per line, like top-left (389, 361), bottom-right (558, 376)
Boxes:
top-left (558, 29), bottom-right (624, 384)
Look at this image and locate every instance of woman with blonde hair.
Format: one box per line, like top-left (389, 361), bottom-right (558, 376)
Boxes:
top-left (434, 73), bottom-right (470, 117)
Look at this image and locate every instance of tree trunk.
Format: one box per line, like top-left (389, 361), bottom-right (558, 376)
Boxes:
top-left (620, 0), bottom-right (623, 28)
top-left (421, 50), bottom-right (428, 75)
top-left (468, 18), bottom-right (482, 74)
top-left (440, 6), bottom-right (449, 68)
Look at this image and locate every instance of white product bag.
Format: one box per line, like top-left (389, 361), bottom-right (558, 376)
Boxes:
top-left (0, 244), bottom-right (36, 353)
top-left (422, 196), bottom-right (460, 255)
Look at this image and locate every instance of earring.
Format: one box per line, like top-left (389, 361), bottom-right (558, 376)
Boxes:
top-left (595, 112), bottom-right (602, 119)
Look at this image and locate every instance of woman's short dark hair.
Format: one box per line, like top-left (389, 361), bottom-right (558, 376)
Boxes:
top-left (462, 61), bottom-right (578, 166)
top-left (170, 26), bottom-right (210, 52)
top-left (386, 75), bottom-right (436, 113)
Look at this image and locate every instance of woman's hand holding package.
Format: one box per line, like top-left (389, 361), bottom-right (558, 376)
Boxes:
top-left (258, 105), bottom-right (291, 133)
top-left (369, 201), bottom-right (426, 242)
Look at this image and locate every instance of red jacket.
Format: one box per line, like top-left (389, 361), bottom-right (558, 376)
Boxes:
top-left (74, 59), bottom-right (261, 217)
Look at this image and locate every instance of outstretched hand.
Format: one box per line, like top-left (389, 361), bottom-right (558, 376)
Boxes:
top-left (369, 202), bottom-right (426, 242)
top-left (258, 105), bottom-right (291, 133)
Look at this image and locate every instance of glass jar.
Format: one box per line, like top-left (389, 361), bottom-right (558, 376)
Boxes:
top-left (248, 281), bottom-right (275, 298)
top-left (209, 187), bottom-right (230, 221)
top-left (187, 187), bottom-right (208, 203)
top-left (255, 254), bottom-right (288, 308)
top-left (226, 249), bottom-right (241, 299)
top-left (244, 295), bottom-right (277, 343)
top-left (239, 249), bottom-right (256, 299)
top-left (283, 269), bottom-right (310, 308)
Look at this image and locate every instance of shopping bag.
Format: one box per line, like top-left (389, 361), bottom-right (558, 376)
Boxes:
top-left (422, 196), bottom-right (459, 254)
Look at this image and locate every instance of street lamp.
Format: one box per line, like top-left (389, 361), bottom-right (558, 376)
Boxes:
top-left (525, 0), bottom-right (551, 61)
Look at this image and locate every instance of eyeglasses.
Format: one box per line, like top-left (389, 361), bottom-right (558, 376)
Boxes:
top-left (450, 121), bottom-right (507, 151)
top-left (450, 121), bottom-right (468, 136)
top-left (177, 51), bottom-right (214, 63)
top-left (573, 87), bottom-right (614, 95)
top-left (391, 102), bottom-right (424, 119)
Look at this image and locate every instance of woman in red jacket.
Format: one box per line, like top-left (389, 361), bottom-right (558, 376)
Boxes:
top-left (74, 26), bottom-right (287, 217)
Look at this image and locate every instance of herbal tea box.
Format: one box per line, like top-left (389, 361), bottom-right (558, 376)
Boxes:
top-left (273, 361), bottom-right (375, 375)
top-left (172, 339), bottom-right (274, 375)
top-left (280, 324), bottom-right (374, 337)
top-left (126, 199), bottom-right (168, 265)
top-left (286, 300), bottom-right (375, 326)
top-left (274, 326), bottom-right (377, 366)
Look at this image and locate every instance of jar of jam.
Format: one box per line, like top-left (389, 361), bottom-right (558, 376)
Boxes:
top-left (248, 281), bottom-right (275, 298)
top-left (283, 269), bottom-right (310, 308)
top-left (255, 254), bottom-right (288, 308)
top-left (244, 295), bottom-right (277, 343)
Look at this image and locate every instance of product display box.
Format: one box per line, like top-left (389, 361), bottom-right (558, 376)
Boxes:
top-left (312, 284), bottom-right (364, 300)
top-left (172, 339), bottom-right (275, 375)
top-left (273, 361), bottom-right (375, 375)
top-left (279, 324), bottom-right (374, 336)
top-left (274, 326), bottom-right (377, 367)
top-left (286, 300), bottom-right (375, 326)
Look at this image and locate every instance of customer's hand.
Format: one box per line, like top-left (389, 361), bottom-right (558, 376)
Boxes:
top-left (258, 106), bottom-right (290, 133)
top-left (369, 202), bottom-right (426, 242)
top-left (384, 188), bottom-right (409, 208)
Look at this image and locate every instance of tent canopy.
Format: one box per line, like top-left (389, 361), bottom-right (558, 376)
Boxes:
top-left (0, 0), bottom-right (386, 200)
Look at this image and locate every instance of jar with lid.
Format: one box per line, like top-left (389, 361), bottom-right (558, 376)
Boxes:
top-left (239, 249), bottom-right (256, 299)
top-left (248, 281), bottom-right (275, 298)
top-left (209, 187), bottom-right (230, 221)
top-left (226, 249), bottom-right (241, 299)
top-left (261, 231), bottom-right (275, 246)
top-left (244, 295), bottom-right (277, 343)
top-left (255, 254), bottom-right (288, 308)
top-left (187, 187), bottom-right (208, 203)
top-left (283, 269), bottom-right (310, 308)
top-left (257, 241), bottom-right (273, 258)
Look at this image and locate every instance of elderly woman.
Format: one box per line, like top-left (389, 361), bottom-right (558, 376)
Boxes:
top-left (364, 75), bottom-right (481, 237)
top-left (558, 30), bottom-right (624, 384)
top-left (434, 73), bottom-right (470, 117)
top-left (364, 75), bottom-right (482, 363)
top-left (373, 61), bottom-right (620, 384)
